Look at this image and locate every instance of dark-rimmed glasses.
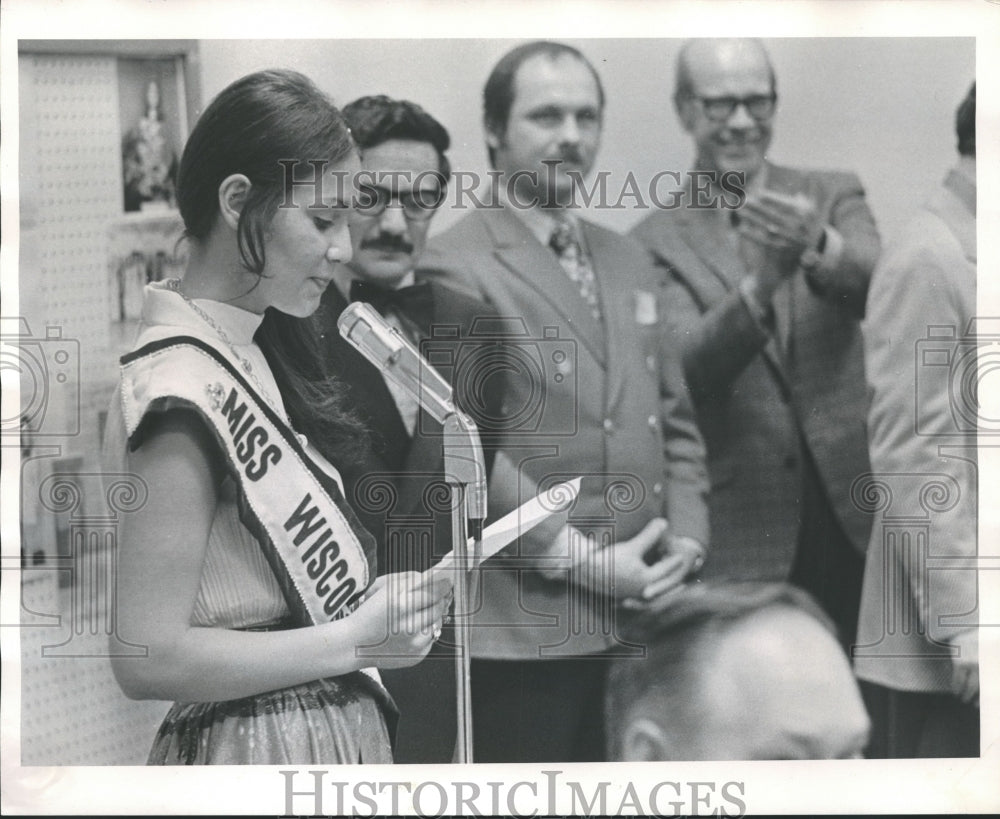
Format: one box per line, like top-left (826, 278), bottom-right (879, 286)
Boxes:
top-left (355, 183), bottom-right (446, 222)
top-left (686, 93), bottom-right (777, 123)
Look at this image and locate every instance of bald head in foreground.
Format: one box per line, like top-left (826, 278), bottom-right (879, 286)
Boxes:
top-left (607, 582), bottom-right (871, 760)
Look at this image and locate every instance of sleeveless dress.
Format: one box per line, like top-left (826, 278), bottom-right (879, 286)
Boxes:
top-left (104, 280), bottom-right (396, 764)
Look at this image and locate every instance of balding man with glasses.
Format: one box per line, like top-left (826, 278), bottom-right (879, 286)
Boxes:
top-left (632, 39), bottom-right (881, 649)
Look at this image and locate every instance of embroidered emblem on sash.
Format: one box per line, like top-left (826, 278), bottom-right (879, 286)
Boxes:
top-left (206, 381), bottom-right (226, 410)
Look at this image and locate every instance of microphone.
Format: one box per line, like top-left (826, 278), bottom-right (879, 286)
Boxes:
top-left (340, 303), bottom-right (487, 762)
top-left (337, 301), bottom-right (455, 423)
top-left (337, 301), bottom-right (487, 522)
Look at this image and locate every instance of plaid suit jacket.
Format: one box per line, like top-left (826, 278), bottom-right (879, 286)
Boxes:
top-left (631, 163), bottom-right (879, 582)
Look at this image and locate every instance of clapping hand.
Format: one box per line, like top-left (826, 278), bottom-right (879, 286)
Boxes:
top-left (736, 189), bottom-right (824, 298)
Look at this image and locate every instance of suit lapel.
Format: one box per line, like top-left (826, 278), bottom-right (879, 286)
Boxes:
top-left (582, 221), bottom-right (630, 405)
top-left (940, 167), bottom-right (976, 264)
top-left (757, 164), bottom-right (805, 357)
top-left (408, 282), bottom-right (444, 482)
top-left (676, 205), bottom-right (744, 294)
top-left (319, 286), bottom-right (411, 469)
top-left (393, 409), bottom-right (444, 512)
top-left (668, 201), bottom-right (787, 376)
top-left (483, 208), bottom-right (606, 367)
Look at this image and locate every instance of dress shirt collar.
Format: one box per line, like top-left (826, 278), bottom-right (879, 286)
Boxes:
top-left (498, 185), bottom-right (583, 247)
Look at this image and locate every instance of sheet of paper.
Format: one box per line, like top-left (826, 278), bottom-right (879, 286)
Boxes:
top-left (430, 476), bottom-right (582, 572)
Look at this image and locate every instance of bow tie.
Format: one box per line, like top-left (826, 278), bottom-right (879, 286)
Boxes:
top-left (349, 279), bottom-right (434, 330)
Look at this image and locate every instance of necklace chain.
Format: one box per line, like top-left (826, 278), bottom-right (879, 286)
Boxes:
top-left (166, 278), bottom-right (279, 409)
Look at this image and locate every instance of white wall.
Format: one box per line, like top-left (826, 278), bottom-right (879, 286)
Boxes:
top-left (197, 37), bottom-right (975, 244)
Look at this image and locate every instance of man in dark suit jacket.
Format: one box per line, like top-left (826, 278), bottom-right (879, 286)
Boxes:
top-left (314, 95), bottom-right (500, 763)
top-left (421, 41), bottom-right (709, 763)
top-left (631, 39), bottom-right (879, 646)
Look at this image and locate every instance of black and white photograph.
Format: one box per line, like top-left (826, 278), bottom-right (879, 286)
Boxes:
top-left (1, 0), bottom-right (998, 815)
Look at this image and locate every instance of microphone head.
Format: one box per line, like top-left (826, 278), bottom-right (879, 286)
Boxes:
top-left (338, 302), bottom-right (485, 513)
top-left (338, 300), bottom-right (456, 423)
top-left (337, 301), bottom-right (406, 370)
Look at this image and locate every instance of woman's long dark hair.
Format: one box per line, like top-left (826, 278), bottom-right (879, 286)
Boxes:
top-left (176, 68), bottom-right (368, 464)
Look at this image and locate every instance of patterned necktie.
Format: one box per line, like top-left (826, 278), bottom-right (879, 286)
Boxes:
top-left (549, 218), bottom-right (602, 321)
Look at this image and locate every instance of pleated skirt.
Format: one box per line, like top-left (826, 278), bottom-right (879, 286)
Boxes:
top-left (147, 671), bottom-right (397, 765)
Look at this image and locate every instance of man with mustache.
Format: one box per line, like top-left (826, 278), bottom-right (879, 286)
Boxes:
top-left (631, 38), bottom-right (880, 648)
top-left (421, 41), bottom-right (709, 762)
top-left (315, 94), bottom-right (501, 763)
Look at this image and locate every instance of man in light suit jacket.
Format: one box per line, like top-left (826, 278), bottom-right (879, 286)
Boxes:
top-left (314, 95), bottom-right (502, 763)
top-left (854, 83), bottom-right (978, 758)
top-left (631, 39), bottom-right (878, 645)
top-left (421, 40), bottom-right (710, 763)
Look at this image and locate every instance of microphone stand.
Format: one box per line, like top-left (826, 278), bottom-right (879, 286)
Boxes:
top-left (442, 411), bottom-right (486, 764)
top-left (337, 302), bottom-right (486, 763)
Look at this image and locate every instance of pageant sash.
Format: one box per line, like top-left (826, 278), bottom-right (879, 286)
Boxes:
top-left (119, 335), bottom-right (372, 625)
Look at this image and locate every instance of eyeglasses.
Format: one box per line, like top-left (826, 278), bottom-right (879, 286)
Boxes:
top-left (355, 183), bottom-right (446, 222)
top-left (687, 93), bottom-right (777, 123)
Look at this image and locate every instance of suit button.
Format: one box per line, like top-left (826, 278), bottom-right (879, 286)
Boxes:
top-left (648, 414), bottom-right (658, 429)
top-left (653, 481), bottom-right (663, 495)
top-left (603, 418), bottom-right (615, 435)
top-left (784, 454), bottom-right (798, 469)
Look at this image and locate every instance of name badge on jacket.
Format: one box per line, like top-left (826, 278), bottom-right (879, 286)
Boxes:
top-left (634, 290), bottom-right (658, 326)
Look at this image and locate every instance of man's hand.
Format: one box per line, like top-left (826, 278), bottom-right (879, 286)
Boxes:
top-left (949, 629), bottom-right (979, 706)
top-left (621, 533), bottom-right (706, 612)
top-left (737, 189), bottom-right (824, 301)
top-left (572, 518), bottom-right (670, 601)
